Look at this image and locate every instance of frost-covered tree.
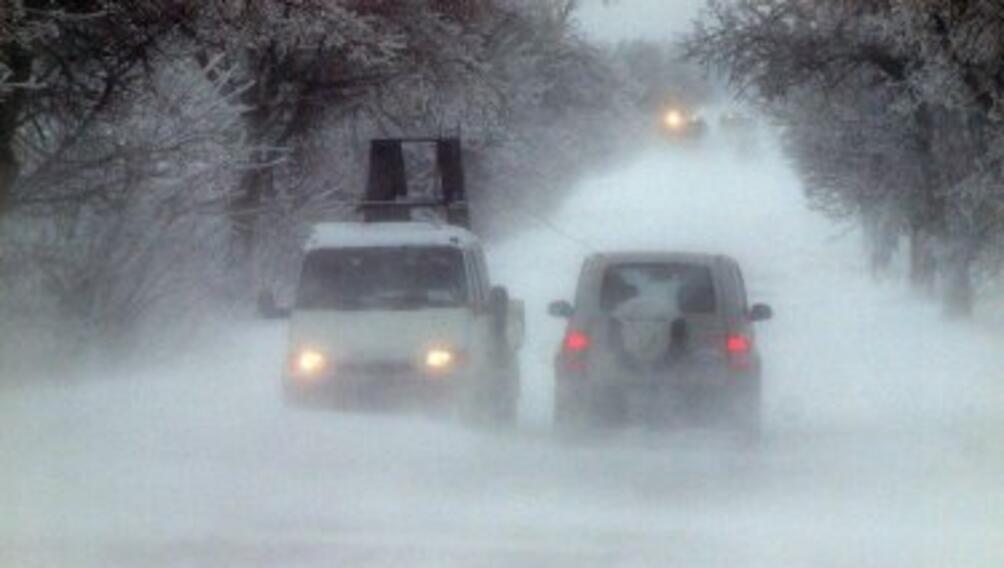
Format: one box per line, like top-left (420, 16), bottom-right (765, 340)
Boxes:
top-left (685, 0), bottom-right (1004, 317)
top-left (1, 0), bottom-right (639, 366)
top-left (0, 0), bottom-right (195, 214)
top-left (0, 56), bottom-right (249, 366)
top-left (177, 0), bottom-right (604, 293)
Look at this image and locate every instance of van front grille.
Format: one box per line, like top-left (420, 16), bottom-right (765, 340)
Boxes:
top-left (339, 361), bottom-right (414, 376)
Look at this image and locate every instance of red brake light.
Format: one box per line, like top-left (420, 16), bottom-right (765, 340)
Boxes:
top-left (726, 333), bottom-right (753, 371)
top-left (564, 331), bottom-right (591, 353)
top-left (562, 330), bottom-right (591, 374)
top-left (726, 334), bottom-right (751, 354)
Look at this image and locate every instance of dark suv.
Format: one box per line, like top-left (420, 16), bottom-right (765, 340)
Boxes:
top-left (548, 252), bottom-right (772, 435)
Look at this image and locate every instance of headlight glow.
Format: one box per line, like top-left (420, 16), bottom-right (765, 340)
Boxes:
top-left (425, 348), bottom-right (456, 371)
top-left (664, 110), bottom-right (684, 129)
top-left (294, 349), bottom-right (328, 375)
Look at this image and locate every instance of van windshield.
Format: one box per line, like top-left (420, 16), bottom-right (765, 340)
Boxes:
top-left (600, 263), bottom-right (716, 314)
top-left (296, 247), bottom-right (468, 311)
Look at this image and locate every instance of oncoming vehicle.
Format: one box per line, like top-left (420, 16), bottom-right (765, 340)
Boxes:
top-left (659, 107), bottom-right (707, 141)
top-left (282, 221), bottom-right (524, 425)
top-left (548, 252), bottom-right (772, 436)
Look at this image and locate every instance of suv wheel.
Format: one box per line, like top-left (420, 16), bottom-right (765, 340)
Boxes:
top-left (554, 384), bottom-right (590, 434)
top-left (485, 391), bottom-right (518, 428)
top-left (731, 387), bottom-right (762, 444)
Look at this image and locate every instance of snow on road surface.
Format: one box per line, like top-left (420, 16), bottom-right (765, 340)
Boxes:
top-left (3, 134), bottom-right (1004, 567)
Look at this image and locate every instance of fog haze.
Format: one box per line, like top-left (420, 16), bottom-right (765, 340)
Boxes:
top-left (575, 0), bottom-right (706, 42)
top-left (4, 2), bottom-right (1004, 566)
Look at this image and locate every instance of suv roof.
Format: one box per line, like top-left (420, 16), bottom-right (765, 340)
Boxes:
top-left (589, 251), bottom-right (734, 266)
top-left (307, 222), bottom-right (481, 251)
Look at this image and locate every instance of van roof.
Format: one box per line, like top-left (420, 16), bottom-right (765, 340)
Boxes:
top-left (306, 222), bottom-right (481, 251)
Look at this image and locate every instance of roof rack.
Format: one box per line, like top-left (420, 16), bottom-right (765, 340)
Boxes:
top-left (360, 137), bottom-right (471, 229)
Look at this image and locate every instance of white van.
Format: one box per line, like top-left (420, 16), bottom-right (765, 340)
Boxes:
top-left (280, 221), bottom-right (523, 424)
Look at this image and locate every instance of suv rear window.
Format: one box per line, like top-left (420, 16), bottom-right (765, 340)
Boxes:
top-left (600, 263), bottom-right (716, 314)
top-left (296, 247), bottom-right (468, 311)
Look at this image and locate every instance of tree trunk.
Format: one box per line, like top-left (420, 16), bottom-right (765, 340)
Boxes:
top-left (228, 46), bottom-right (279, 299)
top-left (942, 249), bottom-right (974, 319)
top-left (0, 41), bottom-right (33, 216)
top-left (908, 104), bottom-right (945, 296)
top-left (0, 102), bottom-right (18, 214)
top-left (229, 149), bottom-right (273, 298)
top-left (0, 145), bottom-right (17, 215)
top-left (909, 226), bottom-right (936, 295)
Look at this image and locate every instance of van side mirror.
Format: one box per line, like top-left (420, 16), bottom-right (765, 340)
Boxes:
top-left (749, 303), bottom-right (773, 322)
top-left (507, 299), bottom-right (525, 350)
top-left (489, 286), bottom-right (525, 350)
top-left (489, 286), bottom-right (510, 332)
top-left (257, 290), bottom-right (290, 320)
top-left (548, 300), bottom-right (574, 319)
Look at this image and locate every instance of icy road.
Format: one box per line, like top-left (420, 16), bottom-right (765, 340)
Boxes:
top-left (4, 136), bottom-right (1004, 567)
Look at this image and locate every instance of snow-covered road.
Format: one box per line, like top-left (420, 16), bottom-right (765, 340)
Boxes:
top-left (4, 136), bottom-right (1003, 567)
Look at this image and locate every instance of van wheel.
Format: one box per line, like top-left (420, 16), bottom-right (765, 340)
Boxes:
top-left (465, 400), bottom-right (515, 430)
top-left (466, 384), bottom-right (517, 430)
top-left (491, 395), bottom-right (518, 427)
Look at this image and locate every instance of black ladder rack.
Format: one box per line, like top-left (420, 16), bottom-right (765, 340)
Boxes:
top-left (360, 137), bottom-right (470, 229)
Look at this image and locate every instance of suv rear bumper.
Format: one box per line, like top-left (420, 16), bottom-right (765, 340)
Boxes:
top-left (555, 363), bottom-right (760, 428)
top-left (558, 358), bottom-right (760, 389)
top-left (558, 371), bottom-right (759, 402)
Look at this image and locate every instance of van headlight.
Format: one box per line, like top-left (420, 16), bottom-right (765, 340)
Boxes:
top-left (292, 348), bottom-right (329, 376)
top-left (425, 348), bottom-right (457, 373)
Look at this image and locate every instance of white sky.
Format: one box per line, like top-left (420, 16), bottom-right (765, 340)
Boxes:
top-left (573, 0), bottom-right (707, 43)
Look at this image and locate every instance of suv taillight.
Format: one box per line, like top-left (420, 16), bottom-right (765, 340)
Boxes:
top-left (562, 330), bottom-right (591, 373)
top-left (564, 330), bottom-right (591, 353)
top-left (726, 333), bottom-right (753, 371)
top-left (726, 334), bottom-right (750, 354)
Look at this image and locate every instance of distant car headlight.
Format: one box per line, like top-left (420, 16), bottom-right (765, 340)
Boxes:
top-left (664, 110), bottom-right (684, 129)
top-left (425, 348), bottom-right (457, 373)
top-left (292, 348), bottom-right (328, 376)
